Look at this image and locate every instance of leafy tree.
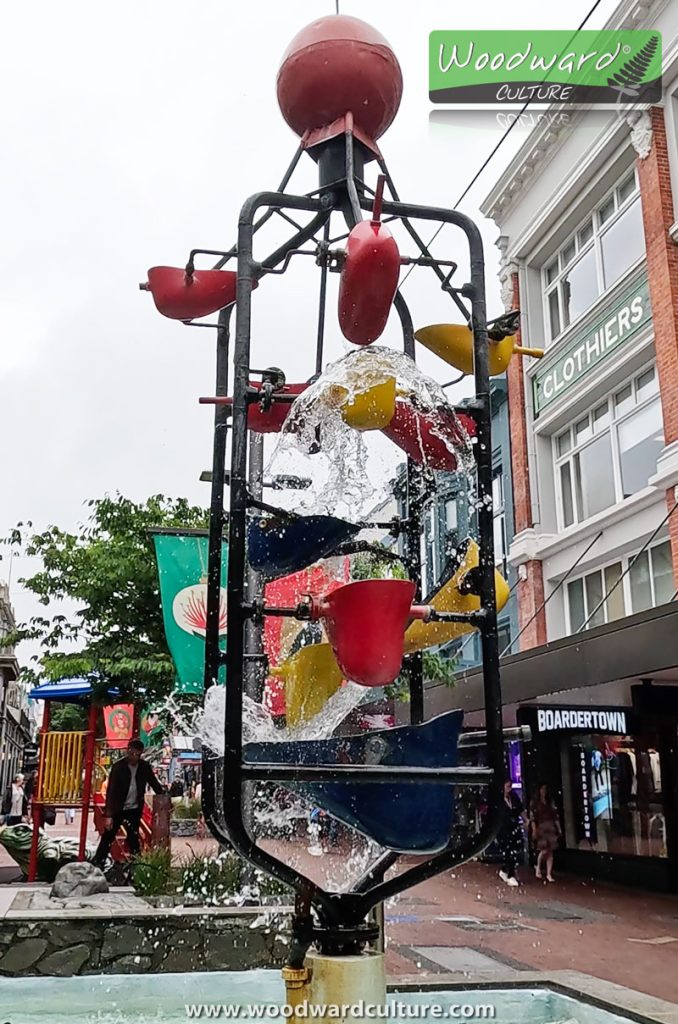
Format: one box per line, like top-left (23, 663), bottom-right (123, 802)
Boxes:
top-left (2, 494), bottom-right (207, 705)
top-left (48, 702), bottom-right (89, 732)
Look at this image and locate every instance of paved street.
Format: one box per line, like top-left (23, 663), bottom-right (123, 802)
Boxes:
top-left (2, 816), bottom-right (677, 1005)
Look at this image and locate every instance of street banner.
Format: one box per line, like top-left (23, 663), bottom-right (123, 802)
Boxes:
top-left (139, 709), bottom-right (164, 748)
top-left (104, 704), bottom-right (135, 748)
top-left (152, 530), bottom-right (228, 694)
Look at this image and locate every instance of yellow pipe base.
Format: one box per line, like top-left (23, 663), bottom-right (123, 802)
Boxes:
top-left (304, 951), bottom-right (386, 1024)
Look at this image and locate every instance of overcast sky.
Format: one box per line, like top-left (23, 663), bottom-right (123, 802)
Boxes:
top-left (1, 0), bottom-right (620, 654)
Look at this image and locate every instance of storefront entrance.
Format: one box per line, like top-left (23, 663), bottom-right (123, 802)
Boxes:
top-left (518, 695), bottom-right (678, 891)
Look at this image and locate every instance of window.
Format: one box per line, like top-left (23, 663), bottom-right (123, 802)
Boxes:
top-left (630, 541), bottom-right (674, 612)
top-left (567, 562), bottom-right (624, 631)
top-left (543, 170), bottom-right (644, 343)
top-left (492, 471), bottom-right (507, 573)
top-left (566, 541), bottom-right (674, 633)
top-left (555, 366), bottom-right (663, 528)
top-left (560, 732), bottom-right (666, 858)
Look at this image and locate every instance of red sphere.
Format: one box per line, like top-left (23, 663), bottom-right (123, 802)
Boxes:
top-left (277, 15), bottom-right (403, 143)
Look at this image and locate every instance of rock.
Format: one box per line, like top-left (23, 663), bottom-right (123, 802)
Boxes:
top-left (46, 925), bottom-right (98, 949)
top-left (0, 938), bottom-right (48, 973)
top-left (159, 945), bottom-right (204, 972)
top-left (204, 928), bottom-right (269, 970)
top-left (37, 944), bottom-right (90, 976)
top-left (101, 954), bottom-right (152, 974)
top-left (101, 923), bottom-right (153, 961)
top-left (172, 929), bottom-right (201, 949)
top-left (51, 862), bottom-right (109, 899)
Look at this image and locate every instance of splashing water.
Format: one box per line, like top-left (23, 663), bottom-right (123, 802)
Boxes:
top-left (196, 680), bottom-right (367, 755)
top-left (266, 346), bottom-right (474, 521)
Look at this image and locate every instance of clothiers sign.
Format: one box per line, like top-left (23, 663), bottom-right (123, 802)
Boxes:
top-left (533, 269), bottom-right (652, 416)
top-left (537, 708), bottom-right (627, 733)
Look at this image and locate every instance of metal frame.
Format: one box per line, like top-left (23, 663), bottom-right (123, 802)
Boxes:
top-left (199, 138), bottom-right (505, 944)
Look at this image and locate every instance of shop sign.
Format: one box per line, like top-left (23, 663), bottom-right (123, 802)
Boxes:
top-left (537, 708), bottom-right (627, 733)
top-left (533, 270), bottom-right (651, 416)
top-left (577, 746), bottom-right (593, 842)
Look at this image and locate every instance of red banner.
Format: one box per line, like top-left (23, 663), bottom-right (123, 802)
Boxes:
top-left (262, 560), bottom-right (350, 718)
top-left (104, 704), bottom-right (135, 748)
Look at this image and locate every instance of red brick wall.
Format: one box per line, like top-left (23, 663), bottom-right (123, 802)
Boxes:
top-left (637, 106), bottom-right (678, 585)
top-left (506, 270), bottom-right (547, 649)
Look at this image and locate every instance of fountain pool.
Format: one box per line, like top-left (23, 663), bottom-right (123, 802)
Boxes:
top-left (0, 969), bottom-right (665, 1024)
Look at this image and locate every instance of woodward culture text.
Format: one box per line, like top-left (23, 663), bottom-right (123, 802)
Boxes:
top-left (185, 1002), bottom-right (497, 1019)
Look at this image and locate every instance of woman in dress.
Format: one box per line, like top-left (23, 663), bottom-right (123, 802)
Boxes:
top-left (531, 784), bottom-right (561, 882)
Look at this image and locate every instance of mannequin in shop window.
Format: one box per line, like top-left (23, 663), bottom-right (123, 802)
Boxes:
top-left (530, 783), bottom-right (561, 883)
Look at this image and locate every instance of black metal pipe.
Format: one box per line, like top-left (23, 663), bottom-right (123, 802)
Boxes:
top-left (315, 220), bottom-right (330, 376)
top-left (200, 185), bottom-right (506, 933)
top-left (241, 765), bottom-right (493, 784)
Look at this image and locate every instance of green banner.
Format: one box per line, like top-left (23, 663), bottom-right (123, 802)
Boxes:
top-left (429, 30), bottom-right (662, 104)
top-left (152, 530), bottom-right (228, 694)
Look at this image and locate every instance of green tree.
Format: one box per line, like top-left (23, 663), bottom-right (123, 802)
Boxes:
top-left (48, 703), bottom-right (89, 732)
top-left (2, 494), bottom-right (207, 704)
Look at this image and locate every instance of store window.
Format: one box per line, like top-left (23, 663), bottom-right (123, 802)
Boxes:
top-left (543, 170), bottom-right (644, 343)
top-left (566, 540), bottom-right (673, 633)
top-left (555, 365), bottom-right (663, 528)
top-left (560, 732), bottom-right (666, 858)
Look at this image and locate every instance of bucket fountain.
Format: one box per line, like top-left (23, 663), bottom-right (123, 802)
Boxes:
top-left (141, 9), bottom-right (534, 1020)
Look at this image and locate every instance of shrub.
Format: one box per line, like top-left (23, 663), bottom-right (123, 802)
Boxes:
top-left (132, 847), bottom-right (173, 897)
top-left (178, 851), bottom-right (243, 905)
top-left (172, 799), bottom-right (202, 820)
top-left (256, 871), bottom-right (293, 899)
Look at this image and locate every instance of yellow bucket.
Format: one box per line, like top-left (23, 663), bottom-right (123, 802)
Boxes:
top-left (271, 643), bottom-right (343, 726)
top-left (334, 377), bottom-right (397, 431)
top-left (403, 539), bottom-right (510, 654)
top-left (415, 324), bottom-right (543, 377)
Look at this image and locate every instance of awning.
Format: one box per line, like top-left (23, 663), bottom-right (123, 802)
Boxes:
top-left (423, 601), bottom-right (678, 721)
top-left (28, 678), bottom-right (120, 704)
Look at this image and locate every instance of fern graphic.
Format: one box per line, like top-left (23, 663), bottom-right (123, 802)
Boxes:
top-left (607, 36), bottom-right (659, 98)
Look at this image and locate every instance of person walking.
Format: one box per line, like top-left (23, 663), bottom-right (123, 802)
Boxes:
top-left (2, 775), bottom-right (25, 825)
top-left (92, 740), bottom-right (165, 867)
top-left (497, 779), bottom-right (525, 887)
top-left (24, 770), bottom-right (39, 824)
top-left (530, 783), bottom-right (561, 883)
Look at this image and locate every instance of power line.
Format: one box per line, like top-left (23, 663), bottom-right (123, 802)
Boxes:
top-left (500, 529), bottom-right (603, 657)
top-left (576, 502), bottom-right (678, 633)
top-left (399, 0), bottom-right (606, 291)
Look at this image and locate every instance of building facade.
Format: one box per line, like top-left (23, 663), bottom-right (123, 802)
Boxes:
top-left (452, 0), bottom-right (678, 890)
top-left (0, 583), bottom-right (31, 794)
top-left (419, 378), bottom-right (518, 670)
top-left (418, 0), bottom-right (678, 890)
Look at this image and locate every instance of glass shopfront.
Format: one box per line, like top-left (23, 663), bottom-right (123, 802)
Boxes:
top-left (517, 702), bottom-right (675, 890)
top-left (560, 730), bottom-right (666, 858)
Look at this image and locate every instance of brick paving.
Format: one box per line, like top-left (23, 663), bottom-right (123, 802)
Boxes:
top-left (2, 815), bottom-right (677, 1005)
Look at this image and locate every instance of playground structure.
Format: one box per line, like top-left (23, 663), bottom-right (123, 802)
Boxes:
top-left (143, 10), bottom-right (544, 1009)
top-left (25, 680), bottom-right (154, 881)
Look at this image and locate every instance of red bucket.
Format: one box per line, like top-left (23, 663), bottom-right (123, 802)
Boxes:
top-left (316, 579), bottom-right (415, 687)
top-left (144, 266), bottom-right (256, 320)
top-left (248, 381), bottom-right (308, 432)
top-left (338, 221), bottom-right (400, 346)
top-left (382, 400), bottom-right (470, 471)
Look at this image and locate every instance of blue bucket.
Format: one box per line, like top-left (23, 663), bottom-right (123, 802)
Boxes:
top-left (244, 709), bottom-right (463, 853)
top-left (247, 514), bottom-right (361, 579)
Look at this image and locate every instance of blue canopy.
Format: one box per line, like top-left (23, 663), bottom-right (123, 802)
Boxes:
top-left (28, 677), bottom-right (120, 704)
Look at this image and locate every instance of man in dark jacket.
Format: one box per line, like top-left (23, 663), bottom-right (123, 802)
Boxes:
top-left (93, 739), bottom-right (165, 866)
